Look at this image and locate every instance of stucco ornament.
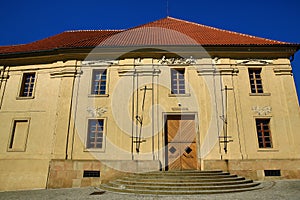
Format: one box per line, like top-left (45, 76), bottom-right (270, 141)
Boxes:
top-left (87, 107), bottom-right (108, 117)
top-left (82, 60), bottom-right (118, 66)
top-left (158, 56), bottom-right (196, 65)
top-left (252, 106), bottom-right (272, 115)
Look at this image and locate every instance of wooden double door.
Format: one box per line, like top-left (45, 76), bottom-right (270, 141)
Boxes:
top-left (165, 115), bottom-right (197, 170)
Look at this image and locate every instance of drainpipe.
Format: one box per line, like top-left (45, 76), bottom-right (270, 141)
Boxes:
top-left (65, 61), bottom-right (78, 160)
top-left (0, 66), bottom-right (7, 110)
top-left (0, 66), bottom-right (4, 91)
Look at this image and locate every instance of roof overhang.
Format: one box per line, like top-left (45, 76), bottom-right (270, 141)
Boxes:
top-left (0, 44), bottom-right (299, 66)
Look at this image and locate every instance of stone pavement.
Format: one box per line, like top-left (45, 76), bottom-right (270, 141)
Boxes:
top-left (0, 180), bottom-right (299, 200)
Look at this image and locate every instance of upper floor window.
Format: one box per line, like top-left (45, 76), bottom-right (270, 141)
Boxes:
top-left (19, 72), bottom-right (36, 97)
top-left (86, 119), bottom-right (104, 149)
top-left (249, 69), bottom-right (263, 93)
top-left (171, 68), bottom-right (185, 94)
top-left (256, 118), bottom-right (272, 148)
top-left (91, 69), bottom-right (107, 95)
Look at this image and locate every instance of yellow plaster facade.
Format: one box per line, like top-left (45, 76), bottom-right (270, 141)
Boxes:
top-left (0, 45), bottom-right (300, 191)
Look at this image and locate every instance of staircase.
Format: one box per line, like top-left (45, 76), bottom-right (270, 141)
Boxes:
top-left (100, 170), bottom-right (262, 195)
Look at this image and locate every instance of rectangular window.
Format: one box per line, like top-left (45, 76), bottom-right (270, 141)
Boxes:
top-left (264, 170), bottom-right (281, 177)
top-left (256, 119), bottom-right (272, 148)
top-left (91, 69), bottom-right (107, 95)
top-left (249, 69), bottom-right (263, 93)
top-left (8, 120), bottom-right (30, 151)
top-left (171, 69), bottom-right (185, 94)
top-left (87, 119), bottom-right (104, 149)
top-left (83, 170), bottom-right (100, 178)
top-left (20, 73), bottom-right (36, 97)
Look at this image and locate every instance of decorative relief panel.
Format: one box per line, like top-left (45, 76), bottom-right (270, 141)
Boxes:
top-left (158, 56), bottom-right (196, 65)
top-left (252, 106), bottom-right (272, 115)
top-left (87, 107), bottom-right (107, 117)
top-left (82, 60), bottom-right (118, 66)
top-left (236, 59), bottom-right (273, 66)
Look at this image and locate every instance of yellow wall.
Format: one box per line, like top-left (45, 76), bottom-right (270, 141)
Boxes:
top-left (0, 56), bottom-right (299, 191)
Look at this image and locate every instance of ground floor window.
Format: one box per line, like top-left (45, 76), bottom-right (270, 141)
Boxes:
top-left (86, 119), bottom-right (104, 149)
top-left (256, 118), bottom-right (272, 148)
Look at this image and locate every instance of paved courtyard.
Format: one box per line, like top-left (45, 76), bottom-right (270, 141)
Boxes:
top-left (0, 180), bottom-right (299, 200)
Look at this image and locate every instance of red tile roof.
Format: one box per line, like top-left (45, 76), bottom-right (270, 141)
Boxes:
top-left (0, 30), bottom-right (122, 54)
top-left (133, 17), bottom-right (289, 46)
top-left (0, 17), bottom-right (297, 55)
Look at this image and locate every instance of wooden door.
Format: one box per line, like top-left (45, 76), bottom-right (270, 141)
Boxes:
top-left (165, 115), bottom-right (197, 170)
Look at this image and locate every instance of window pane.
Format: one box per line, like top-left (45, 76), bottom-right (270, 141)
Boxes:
top-left (265, 143), bottom-right (272, 148)
top-left (257, 132), bottom-right (262, 137)
top-left (256, 81), bottom-right (262, 85)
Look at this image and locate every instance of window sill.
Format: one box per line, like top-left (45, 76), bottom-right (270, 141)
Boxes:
top-left (7, 148), bottom-right (26, 152)
top-left (16, 96), bottom-right (35, 100)
top-left (168, 93), bottom-right (191, 97)
top-left (249, 93), bottom-right (271, 96)
top-left (84, 148), bottom-right (105, 152)
top-left (88, 94), bottom-right (109, 98)
top-left (257, 148), bottom-right (279, 152)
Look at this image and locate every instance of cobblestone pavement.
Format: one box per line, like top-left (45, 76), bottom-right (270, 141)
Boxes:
top-left (0, 180), bottom-right (299, 200)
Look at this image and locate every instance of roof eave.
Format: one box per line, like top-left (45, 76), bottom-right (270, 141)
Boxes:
top-left (0, 44), bottom-right (299, 66)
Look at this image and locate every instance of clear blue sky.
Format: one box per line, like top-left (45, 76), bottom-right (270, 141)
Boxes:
top-left (1, 0), bottom-right (300, 98)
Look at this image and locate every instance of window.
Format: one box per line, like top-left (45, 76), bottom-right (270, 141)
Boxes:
top-left (91, 69), bottom-right (107, 95)
top-left (264, 170), bottom-right (281, 177)
top-left (20, 73), bottom-right (36, 97)
top-left (8, 120), bottom-right (30, 151)
top-left (83, 170), bottom-right (100, 177)
top-left (256, 119), bottom-right (272, 148)
top-left (171, 68), bottom-right (185, 94)
top-left (87, 119), bottom-right (104, 149)
top-left (249, 69), bottom-right (263, 93)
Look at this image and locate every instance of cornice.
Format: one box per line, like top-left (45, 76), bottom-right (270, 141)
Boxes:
top-left (0, 45), bottom-right (298, 66)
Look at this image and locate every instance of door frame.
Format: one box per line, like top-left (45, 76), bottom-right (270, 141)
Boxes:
top-left (163, 112), bottom-right (200, 171)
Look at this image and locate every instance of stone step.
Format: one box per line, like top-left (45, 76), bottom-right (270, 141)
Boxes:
top-left (113, 179), bottom-right (253, 186)
top-left (100, 170), bottom-right (262, 195)
top-left (121, 176), bottom-right (246, 183)
top-left (124, 174), bottom-right (239, 180)
top-left (139, 170), bottom-right (224, 174)
top-left (106, 182), bottom-right (260, 191)
top-left (133, 171), bottom-right (231, 177)
top-left (100, 184), bottom-right (262, 195)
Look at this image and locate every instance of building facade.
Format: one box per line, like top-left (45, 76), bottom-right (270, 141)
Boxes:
top-left (0, 17), bottom-right (300, 191)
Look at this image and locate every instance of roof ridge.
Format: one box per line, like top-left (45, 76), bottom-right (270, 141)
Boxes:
top-left (0, 44), bottom-right (25, 47)
top-left (127, 17), bottom-right (172, 30)
top-left (166, 17), bottom-right (287, 44)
